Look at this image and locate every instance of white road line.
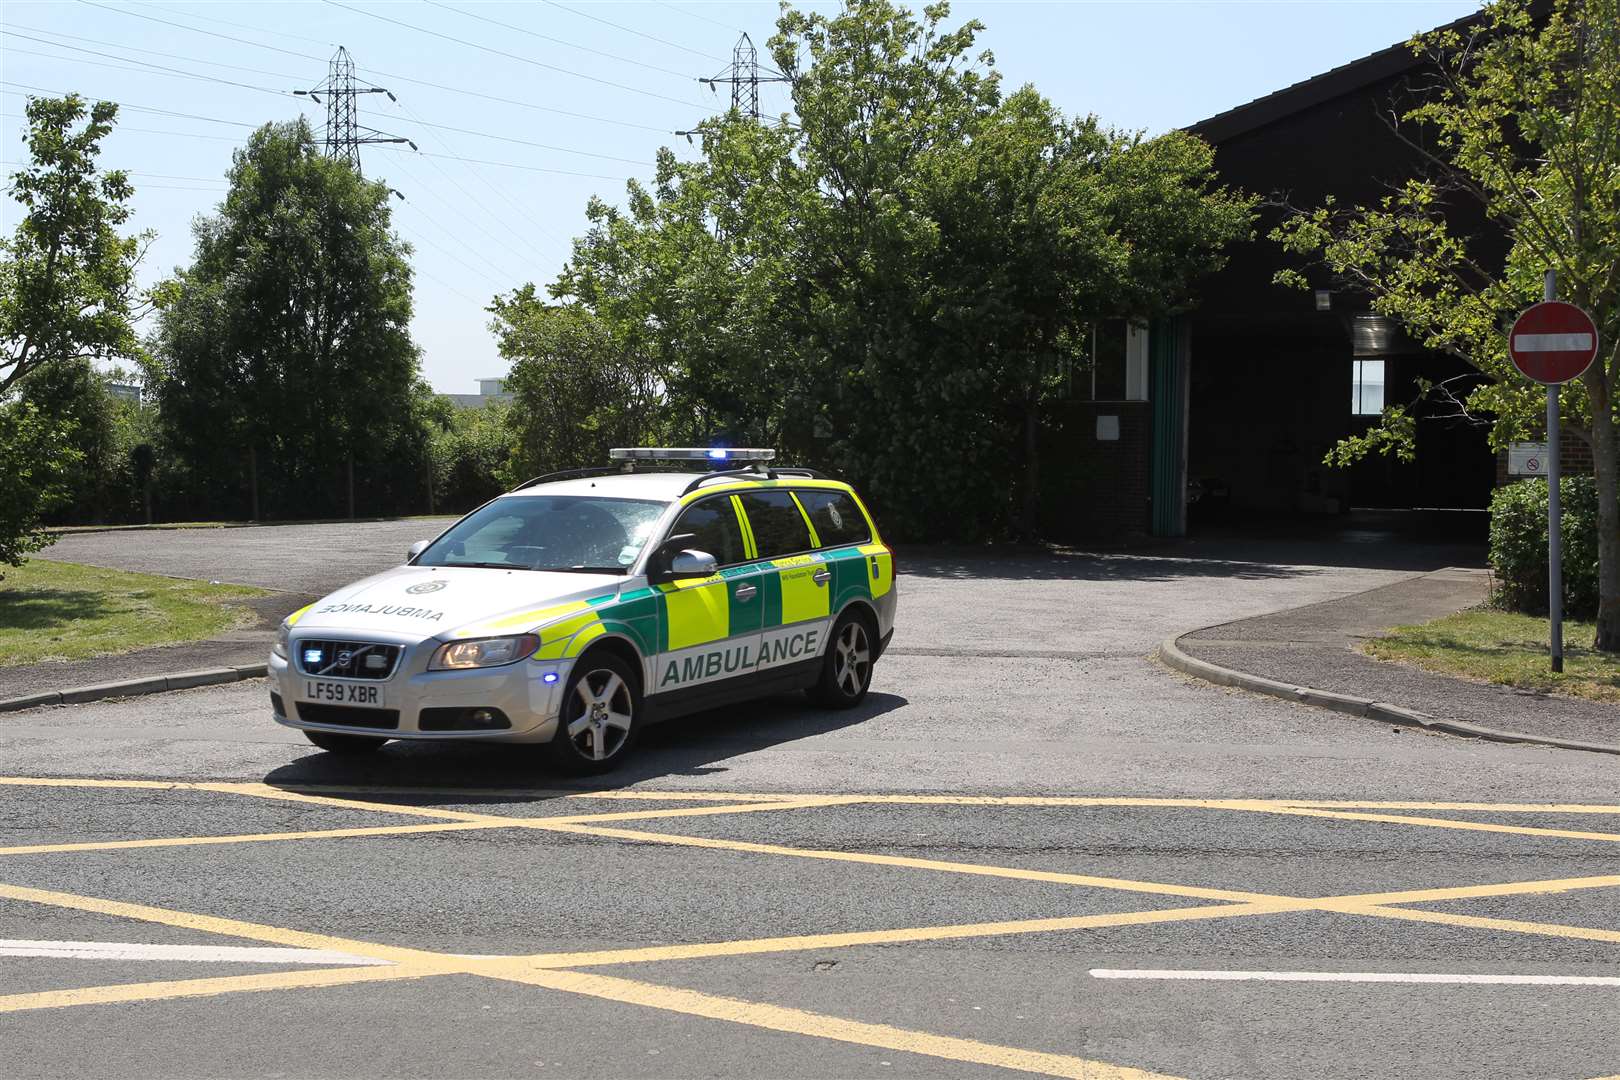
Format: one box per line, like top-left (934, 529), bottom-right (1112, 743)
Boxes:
top-left (1090, 969), bottom-right (1620, 986)
top-left (0, 940), bottom-right (393, 966)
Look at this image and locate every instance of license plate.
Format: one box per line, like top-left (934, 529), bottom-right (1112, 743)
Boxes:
top-left (302, 680), bottom-right (380, 705)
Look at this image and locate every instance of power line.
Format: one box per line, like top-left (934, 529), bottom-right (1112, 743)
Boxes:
top-left (357, 66), bottom-right (671, 134)
top-left (666, 4), bottom-right (744, 34)
top-left (382, 149), bottom-right (536, 282)
top-left (399, 114), bottom-right (652, 167)
top-left (145, 1), bottom-right (338, 50)
top-left (394, 217), bottom-right (509, 296)
top-left (540, 0), bottom-right (726, 62)
top-left (75, 0), bottom-right (326, 63)
top-left (39, 1), bottom-right (675, 136)
top-left (0, 84), bottom-right (639, 181)
top-left (2, 161), bottom-right (227, 184)
top-left (2, 70), bottom-right (649, 168)
top-left (6, 24), bottom-right (308, 83)
top-left (4, 33), bottom-right (298, 99)
top-left (372, 146), bottom-right (631, 182)
top-left (321, 0), bottom-right (707, 110)
top-left (385, 96), bottom-right (569, 252)
top-left (423, 1), bottom-right (695, 81)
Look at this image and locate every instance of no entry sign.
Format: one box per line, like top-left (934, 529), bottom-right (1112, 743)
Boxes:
top-left (1509, 301), bottom-right (1600, 384)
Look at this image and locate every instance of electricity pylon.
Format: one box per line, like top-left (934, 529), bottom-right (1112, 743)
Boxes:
top-left (677, 32), bottom-right (789, 138)
top-left (294, 46), bottom-right (415, 173)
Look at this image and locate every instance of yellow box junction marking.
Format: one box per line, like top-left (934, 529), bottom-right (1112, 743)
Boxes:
top-left (3, 776), bottom-right (1619, 1080)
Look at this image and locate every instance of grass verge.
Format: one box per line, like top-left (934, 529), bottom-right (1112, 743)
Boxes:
top-left (1363, 608), bottom-right (1620, 703)
top-left (0, 559), bottom-right (269, 666)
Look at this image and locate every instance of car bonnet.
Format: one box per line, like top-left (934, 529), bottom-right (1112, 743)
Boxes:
top-left (289, 564), bottom-right (624, 643)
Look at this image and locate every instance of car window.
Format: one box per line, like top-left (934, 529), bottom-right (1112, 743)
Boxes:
top-left (416, 496), bottom-right (666, 572)
top-left (796, 490), bottom-right (871, 548)
top-left (738, 491), bottom-right (814, 559)
top-left (669, 497), bottom-right (747, 567)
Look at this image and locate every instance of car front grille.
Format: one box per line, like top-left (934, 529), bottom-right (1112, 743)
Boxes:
top-left (295, 639), bottom-right (403, 680)
top-left (294, 703), bottom-right (400, 729)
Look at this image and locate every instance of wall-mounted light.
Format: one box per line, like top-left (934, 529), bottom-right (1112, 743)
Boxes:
top-left (1314, 289), bottom-right (1333, 311)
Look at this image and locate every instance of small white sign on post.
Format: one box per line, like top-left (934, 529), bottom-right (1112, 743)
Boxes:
top-left (1508, 442), bottom-right (1550, 477)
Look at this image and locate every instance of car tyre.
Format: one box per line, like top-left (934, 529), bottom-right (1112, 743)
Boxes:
top-left (809, 609), bottom-right (875, 708)
top-left (546, 652), bottom-right (640, 774)
top-left (302, 730), bottom-right (388, 754)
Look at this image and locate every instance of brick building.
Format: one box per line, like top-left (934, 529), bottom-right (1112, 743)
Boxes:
top-left (1050, 12), bottom-right (1506, 540)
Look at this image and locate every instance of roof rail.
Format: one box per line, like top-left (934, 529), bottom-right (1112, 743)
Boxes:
top-left (679, 464), bottom-right (827, 497)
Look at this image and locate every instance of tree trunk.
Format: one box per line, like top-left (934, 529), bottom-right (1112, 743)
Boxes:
top-left (346, 454), bottom-right (356, 520)
top-left (247, 444), bottom-right (260, 523)
top-left (1586, 367), bottom-right (1620, 650)
top-left (142, 478), bottom-right (152, 525)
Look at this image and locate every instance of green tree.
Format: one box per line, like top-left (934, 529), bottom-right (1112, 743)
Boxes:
top-left (148, 118), bottom-right (421, 521)
top-left (428, 397), bottom-right (516, 512)
top-left (1, 94), bottom-right (145, 397)
top-left (1272, 0), bottom-right (1620, 648)
top-left (491, 292), bottom-right (665, 480)
top-left (14, 359), bottom-right (119, 524)
top-left (549, 1), bottom-right (1249, 538)
top-left (0, 401), bottom-right (79, 577)
top-left (0, 94), bottom-right (143, 565)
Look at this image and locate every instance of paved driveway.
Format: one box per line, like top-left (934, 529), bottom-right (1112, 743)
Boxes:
top-left (41, 520), bottom-right (458, 595)
top-left (12, 521), bottom-right (1610, 1080)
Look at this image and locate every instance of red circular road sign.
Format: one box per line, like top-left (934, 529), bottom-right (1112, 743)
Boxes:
top-left (1509, 301), bottom-right (1600, 385)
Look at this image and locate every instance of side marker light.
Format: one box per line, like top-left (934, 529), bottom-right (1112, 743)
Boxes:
top-left (542, 672), bottom-right (559, 683)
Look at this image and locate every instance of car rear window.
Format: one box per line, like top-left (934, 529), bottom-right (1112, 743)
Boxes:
top-left (796, 490), bottom-right (871, 548)
top-left (737, 491), bottom-right (814, 559)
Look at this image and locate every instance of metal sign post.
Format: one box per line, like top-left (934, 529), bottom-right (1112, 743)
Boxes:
top-left (1508, 273), bottom-right (1600, 673)
top-left (1546, 272), bottom-right (1563, 672)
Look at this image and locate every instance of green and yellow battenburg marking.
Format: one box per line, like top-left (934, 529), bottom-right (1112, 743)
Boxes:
top-left (445, 480), bottom-right (891, 678)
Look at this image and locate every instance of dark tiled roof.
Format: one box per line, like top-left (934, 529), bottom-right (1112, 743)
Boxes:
top-left (1186, 8), bottom-right (1486, 145)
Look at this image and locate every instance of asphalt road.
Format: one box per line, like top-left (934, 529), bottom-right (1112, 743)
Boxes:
top-left (5, 520), bottom-right (1617, 1079)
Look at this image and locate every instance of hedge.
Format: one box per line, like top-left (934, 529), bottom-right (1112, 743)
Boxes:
top-left (1488, 476), bottom-right (1602, 618)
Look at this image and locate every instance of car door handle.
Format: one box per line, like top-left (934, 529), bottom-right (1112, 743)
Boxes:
top-left (812, 569), bottom-right (831, 585)
top-left (734, 583), bottom-right (757, 601)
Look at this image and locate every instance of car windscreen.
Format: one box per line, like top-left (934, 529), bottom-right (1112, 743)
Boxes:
top-left (414, 496), bottom-right (667, 573)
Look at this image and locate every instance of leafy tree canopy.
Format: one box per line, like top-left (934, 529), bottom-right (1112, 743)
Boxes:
top-left (147, 118), bottom-right (421, 519)
top-left (1, 94), bottom-right (145, 398)
top-left (1272, 0), bottom-right (1620, 646)
top-left (524, 0), bottom-right (1250, 539)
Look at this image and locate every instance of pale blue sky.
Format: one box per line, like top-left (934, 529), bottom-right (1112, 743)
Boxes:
top-left (2, 0), bottom-right (1478, 392)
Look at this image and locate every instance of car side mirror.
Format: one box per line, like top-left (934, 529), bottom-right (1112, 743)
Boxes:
top-left (407, 540), bottom-right (430, 563)
top-left (669, 549), bottom-right (718, 578)
top-left (647, 533), bottom-right (698, 584)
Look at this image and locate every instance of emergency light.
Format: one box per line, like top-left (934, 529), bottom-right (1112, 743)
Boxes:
top-left (609, 447), bottom-right (776, 462)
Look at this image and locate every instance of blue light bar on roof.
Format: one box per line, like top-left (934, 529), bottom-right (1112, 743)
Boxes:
top-left (609, 447), bottom-right (776, 462)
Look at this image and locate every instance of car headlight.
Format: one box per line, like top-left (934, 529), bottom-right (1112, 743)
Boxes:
top-left (428, 634), bottom-right (541, 671)
top-left (272, 622), bottom-right (290, 660)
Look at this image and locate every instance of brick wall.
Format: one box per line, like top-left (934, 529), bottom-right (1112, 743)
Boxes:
top-left (1495, 427), bottom-right (1595, 487)
top-left (1040, 401), bottom-right (1153, 539)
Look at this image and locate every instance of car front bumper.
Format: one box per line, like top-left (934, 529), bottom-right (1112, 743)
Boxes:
top-left (269, 642), bottom-right (570, 744)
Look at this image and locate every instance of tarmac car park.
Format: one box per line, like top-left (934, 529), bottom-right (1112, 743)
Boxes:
top-left (268, 448), bottom-right (897, 772)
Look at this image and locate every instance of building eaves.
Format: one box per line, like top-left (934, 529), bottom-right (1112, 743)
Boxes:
top-left (1186, 8), bottom-right (1486, 145)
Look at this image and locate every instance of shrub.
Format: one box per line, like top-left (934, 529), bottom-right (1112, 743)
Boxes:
top-left (1488, 476), bottom-right (1601, 618)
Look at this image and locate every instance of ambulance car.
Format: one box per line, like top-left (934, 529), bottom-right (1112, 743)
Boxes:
top-left (269, 449), bottom-right (896, 772)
